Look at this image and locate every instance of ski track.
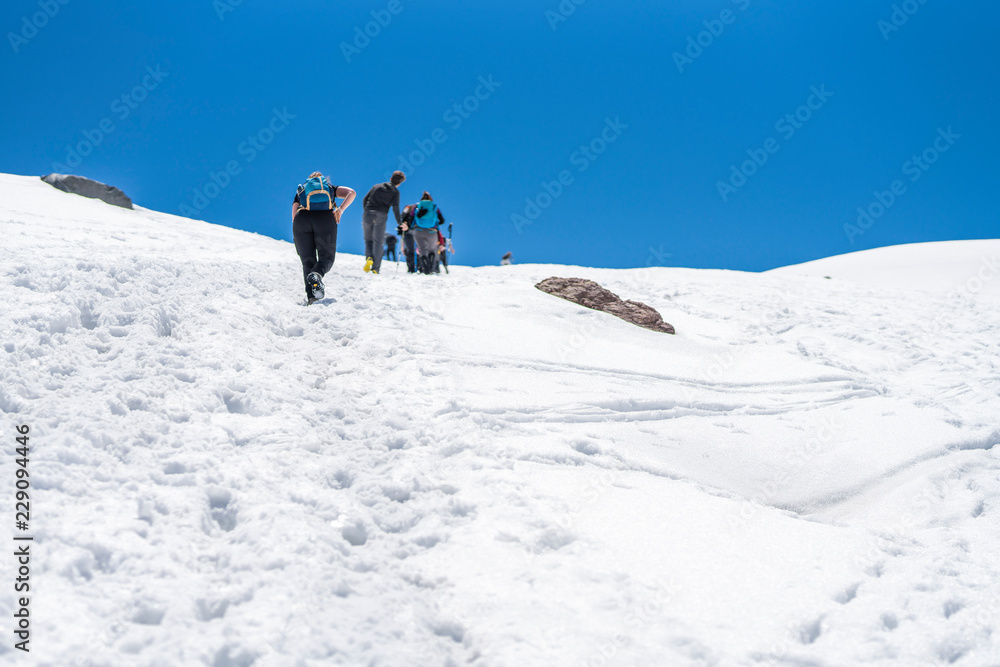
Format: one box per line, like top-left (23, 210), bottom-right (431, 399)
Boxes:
top-left (0, 175), bottom-right (998, 666)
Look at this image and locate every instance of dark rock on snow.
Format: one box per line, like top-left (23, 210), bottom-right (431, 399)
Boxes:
top-left (535, 277), bottom-right (675, 335)
top-left (41, 174), bottom-right (133, 209)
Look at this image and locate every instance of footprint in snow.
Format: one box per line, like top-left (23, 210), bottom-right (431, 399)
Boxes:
top-left (834, 582), bottom-right (860, 604)
top-left (571, 439), bottom-right (602, 456)
top-left (341, 521), bottom-right (368, 547)
top-left (328, 469), bottom-right (354, 489)
top-left (207, 489), bottom-right (237, 532)
top-left (971, 499), bottom-right (985, 518)
top-left (943, 599), bottom-right (964, 618)
top-left (195, 597), bottom-right (230, 622)
top-left (798, 617), bottom-right (823, 644)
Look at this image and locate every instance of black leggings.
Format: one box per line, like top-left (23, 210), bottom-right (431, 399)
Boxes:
top-left (293, 211), bottom-right (338, 286)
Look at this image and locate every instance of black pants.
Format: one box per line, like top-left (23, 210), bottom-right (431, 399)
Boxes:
top-left (402, 233), bottom-right (416, 273)
top-left (293, 210), bottom-right (338, 293)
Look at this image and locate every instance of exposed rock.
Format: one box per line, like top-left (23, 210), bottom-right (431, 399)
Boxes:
top-left (41, 174), bottom-right (133, 209)
top-left (535, 277), bottom-right (675, 335)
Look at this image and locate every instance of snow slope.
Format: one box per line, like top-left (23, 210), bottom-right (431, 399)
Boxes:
top-left (1, 172), bottom-right (999, 666)
top-left (768, 240), bottom-right (1000, 298)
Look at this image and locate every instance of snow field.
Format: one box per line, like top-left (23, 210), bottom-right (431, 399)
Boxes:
top-left (0, 173), bottom-right (998, 666)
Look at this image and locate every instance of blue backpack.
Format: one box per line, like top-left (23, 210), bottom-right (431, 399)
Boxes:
top-left (414, 200), bottom-right (438, 229)
top-left (298, 175), bottom-right (336, 211)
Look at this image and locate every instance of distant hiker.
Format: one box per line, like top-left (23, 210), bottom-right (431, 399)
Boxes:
top-left (433, 229), bottom-right (445, 274)
top-left (403, 191), bottom-right (446, 275)
top-left (501, 252), bottom-right (513, 266)
top-left (361, 171), bottom-right (405, 275)
top-left (435, 229), bottom-right (454, 274)
top-left (293, 172), bottom-right (356, 303)
top-left (384, 234), bottom-right (398, 263)
top-left (399, 204), bottom-right (417, 273)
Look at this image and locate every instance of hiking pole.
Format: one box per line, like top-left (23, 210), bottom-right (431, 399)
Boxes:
top-left (445, 223), bottom-right (453, 274)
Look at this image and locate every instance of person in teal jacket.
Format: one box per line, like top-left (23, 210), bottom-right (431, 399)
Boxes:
top-left (403, 191), bottom-right (446, 274)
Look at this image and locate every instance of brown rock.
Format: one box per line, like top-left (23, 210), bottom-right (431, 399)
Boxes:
top-left (535, 277), bottom-right (675, 335)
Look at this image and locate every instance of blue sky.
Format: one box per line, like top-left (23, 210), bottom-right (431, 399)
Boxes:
top-left (2, 0), bottom-right (997, 271)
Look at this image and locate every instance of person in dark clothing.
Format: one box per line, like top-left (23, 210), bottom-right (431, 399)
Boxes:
top-left (384, 234), bottom-right (398, 262)
top-left (403, 191), bottom-right (446, 275)
top-left (361, 171), bottom-right (405, 275)
top-left (292, 172), bottom-right (356, 302)
top-left (399, 204), bottom-right (417, 273)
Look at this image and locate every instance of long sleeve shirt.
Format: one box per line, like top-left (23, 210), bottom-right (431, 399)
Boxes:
top-left (362, 182), bottom-right (401, 224)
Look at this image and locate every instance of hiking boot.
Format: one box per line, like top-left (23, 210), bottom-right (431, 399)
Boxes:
top-left (306, 272), bottom-right (325, 301)
top-left (371, 270), bottom-right (379, 275)
top-left (363, 257), bottom-right (373, 273)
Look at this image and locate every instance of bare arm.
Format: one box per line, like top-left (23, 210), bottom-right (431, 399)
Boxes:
top-left (335, 186), bottom-right (356, 210)
top-left (334, 186), bottom-right (356, 223)
top-left (292, 202), bottom-right (301, 218)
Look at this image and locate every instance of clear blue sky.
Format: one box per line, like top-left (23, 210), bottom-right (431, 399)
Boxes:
top-left (2, 0), bottom-right (997, 270)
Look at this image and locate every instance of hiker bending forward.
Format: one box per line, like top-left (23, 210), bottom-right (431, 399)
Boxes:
top-left (293, 172), bottom-right (356, 300)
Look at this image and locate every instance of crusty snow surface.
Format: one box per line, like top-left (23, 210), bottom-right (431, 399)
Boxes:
top-left (1, 173), bottom-right (999, 666)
